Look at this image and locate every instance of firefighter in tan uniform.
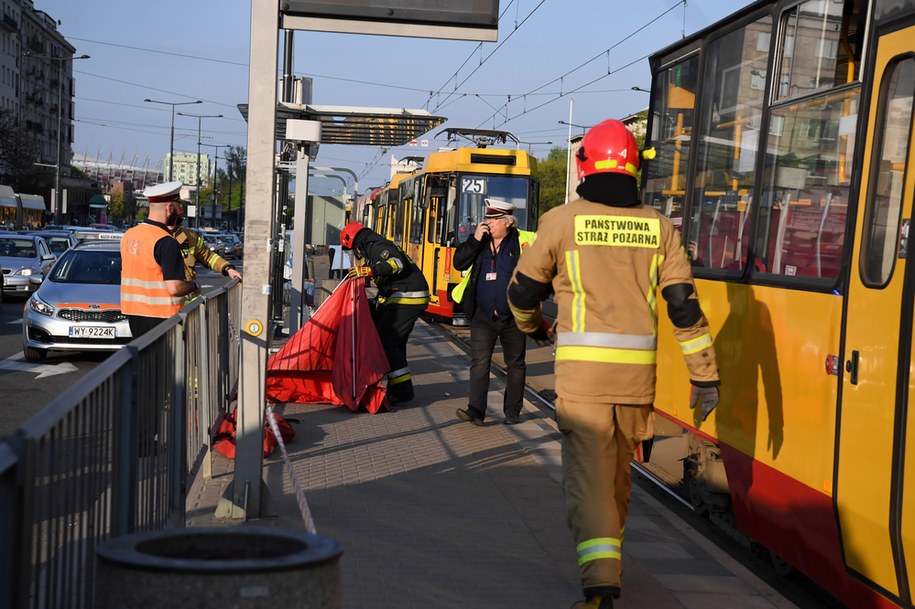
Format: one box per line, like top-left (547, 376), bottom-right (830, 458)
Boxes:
top-left (507, 119), bottom-right (720, 609)
top-left (171, 226), bottom-right (242, 283)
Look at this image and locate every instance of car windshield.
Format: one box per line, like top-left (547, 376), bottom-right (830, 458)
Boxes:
top-left (44, 237), bottom-right (72, 254)
top-left (50, 250), bottom-right (122, 284)
top-left (0, 237), bottom-right (37, 258)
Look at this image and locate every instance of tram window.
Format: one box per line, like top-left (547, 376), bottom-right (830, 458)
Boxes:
top-left (861, 58), bottom-right (915, 287)
top-left (426, 177), bottom-right (447, 245)
top-left (409, 177), bottom-right (424, 244)
top-left (442, 183), bottom-right (457, 246)
top-left (776, 0), bottom-right (863, 101)
top-left (760, 88), bottom-right (858, 281)
top-left (455, 174), bottom-right (530, 244)
top-left (644, 54), bottom-right (699, 221)
top-left (687, 15), bottom-right (770, 272)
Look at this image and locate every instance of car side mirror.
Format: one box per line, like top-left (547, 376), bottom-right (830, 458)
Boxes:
top-left (29, 274), bottom-right (44, 285)
top-left (42, 254), bottom-right (55, 261)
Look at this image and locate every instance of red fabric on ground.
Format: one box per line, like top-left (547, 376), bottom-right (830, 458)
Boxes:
top-left (267, 278), bottom-right (389, 413)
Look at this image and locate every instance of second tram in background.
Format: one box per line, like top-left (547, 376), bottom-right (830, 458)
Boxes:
top-left (642, 0), bottom-right (915, 608)
top-left (354, 128), bottom-right (539, 325)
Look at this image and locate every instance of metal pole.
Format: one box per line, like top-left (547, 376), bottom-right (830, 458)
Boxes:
top-left (196, 119), bottom-right (202, 227)
top-left (178, 112), bottom-right (222, 228)
top-left (144, 99), bottom-right (202, 182)
top-left (168, 108), bottom-right (176, 181)
top-left (55, 60), bottom-right (62, 224)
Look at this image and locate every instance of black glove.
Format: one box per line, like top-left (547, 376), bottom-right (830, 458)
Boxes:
top-left (528, 318), bottom-right (552, 347)
top-left (689, 385), bottom-right (720, 421)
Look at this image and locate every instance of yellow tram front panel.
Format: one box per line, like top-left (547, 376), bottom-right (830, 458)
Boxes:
top-left (419, 146), bottom-right (537, 321)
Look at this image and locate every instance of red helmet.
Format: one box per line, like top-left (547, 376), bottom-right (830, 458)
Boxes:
top-left (340, 221), bottom-right (366, 250)
top-left (576, 119), bottom-right (639, 181)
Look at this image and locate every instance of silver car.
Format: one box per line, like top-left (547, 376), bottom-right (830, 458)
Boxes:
top-left (22, 240), bottom-right (131, 361)
top-left (0, 235), bottom-right (55, 297)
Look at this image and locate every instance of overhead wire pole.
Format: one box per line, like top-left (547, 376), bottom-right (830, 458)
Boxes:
top-left (144, 98), bottom-right (202, 181)
top-left (177, 112), bottom-right (223, 228)
top-left (201, 143), bottom-right (227, 227)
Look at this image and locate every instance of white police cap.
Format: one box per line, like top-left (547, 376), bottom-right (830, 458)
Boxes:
top-left (484, 199), bottom-right (515, 218)
top-left (144, 181), bottom-right (183, 203)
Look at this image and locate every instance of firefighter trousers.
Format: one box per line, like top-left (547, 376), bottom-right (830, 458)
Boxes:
top-left (372, 302), bottom-right (425, 402)
top-left (556, 397), bottom-right (654, 598)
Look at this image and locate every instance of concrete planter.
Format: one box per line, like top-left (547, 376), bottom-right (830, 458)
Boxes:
top-left (95, 527), bottom-right (342, 609)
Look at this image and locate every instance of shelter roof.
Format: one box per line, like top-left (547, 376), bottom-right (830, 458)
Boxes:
top-left (237, 103), bottom-right (445, 147)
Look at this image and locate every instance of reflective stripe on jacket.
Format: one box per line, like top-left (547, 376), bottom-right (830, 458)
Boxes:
top-left (508, 198), bottom-right (718, 404)
top-left (120, 222), bottom-right (184, 318)
top-left (452, 229), bottom-right (535, 305)
top-left (175, 227), bottom-right (229, 282)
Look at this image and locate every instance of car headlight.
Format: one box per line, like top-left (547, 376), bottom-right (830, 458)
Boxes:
top-left (28, 293), bottom-right (55, 317)
top-left (14, 268), bottom-right (34, 276)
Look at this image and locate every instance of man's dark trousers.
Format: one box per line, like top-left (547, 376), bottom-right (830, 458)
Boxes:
top-left (467, 309), bottom-right (527, 421)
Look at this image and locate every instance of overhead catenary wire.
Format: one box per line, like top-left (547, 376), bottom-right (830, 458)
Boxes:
top-left (473, 0), bottom-right (685, 130)
top-left (426, 0), bottom-right (550, 115)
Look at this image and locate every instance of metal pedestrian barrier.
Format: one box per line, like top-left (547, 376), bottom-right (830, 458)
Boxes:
top-left (0, 281), bottom-right (241, 609)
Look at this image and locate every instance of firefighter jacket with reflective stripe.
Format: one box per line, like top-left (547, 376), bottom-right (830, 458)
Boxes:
top-left (508, 197), bottom-right (718, 404)
top-left (175, 227), bottom-right (231, 282)
top-left (120, 223), bottom-right (185, 319)
top-left (353, 231), bottom-right (430, 306)
top-left (452, 229), bottom-right (535, 321)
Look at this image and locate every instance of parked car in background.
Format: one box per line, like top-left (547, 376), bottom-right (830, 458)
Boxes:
top-left (216, 232), bottom-right (243, 258)
top-left (199, 231), bottom-right (226, 258)
top-left (22, 240), bottom-right (131, 361)
top-left (0, 234), bottom-right (55, 298)
top-left (22, 230), bottom-right (79, 255)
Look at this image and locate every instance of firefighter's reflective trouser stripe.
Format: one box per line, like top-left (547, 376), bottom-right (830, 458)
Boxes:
top-left (557, 397), bottom-right (653, 594)
top-left (380, 290), bottom-right (430, 306)
top-left (374, 302), bottom-right (425, 401)
top-left (387, 366), bottom-right (411, 386)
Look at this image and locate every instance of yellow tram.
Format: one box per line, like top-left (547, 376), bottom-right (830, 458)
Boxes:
top-left (643, 1), bottom-right (915, 607)
top-left (365, 129), bottom-right (539, 324)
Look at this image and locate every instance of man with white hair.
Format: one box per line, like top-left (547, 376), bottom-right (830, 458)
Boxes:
top-left (452, 199), bottom-right (540, 426)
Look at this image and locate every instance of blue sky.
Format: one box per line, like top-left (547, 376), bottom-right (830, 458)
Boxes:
top-left (39, 0), bottom-right (747, 195)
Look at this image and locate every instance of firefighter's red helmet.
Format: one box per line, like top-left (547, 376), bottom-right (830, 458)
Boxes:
top-left (340, 222), bottom-right (366, 250)
top-left (576, 119), bottom-right (639, 181)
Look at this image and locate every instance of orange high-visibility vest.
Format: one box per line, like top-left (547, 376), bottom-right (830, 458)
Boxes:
top-left (120, 222), bottom-right (184, 318)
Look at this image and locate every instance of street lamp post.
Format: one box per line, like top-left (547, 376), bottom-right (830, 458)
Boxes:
top-left (177, 112), bottom-right (223, 228)
top-left (144, 98), bottom-right (202, 181)
top-left (24, 52), bottom-right (90, 225)
top-left (201, 142), bottom-right (226, 229)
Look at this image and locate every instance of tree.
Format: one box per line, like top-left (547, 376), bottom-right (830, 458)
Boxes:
top-left (108, 187), bottom-right (125, 220)
top-left (532, 146), bottom-right (569, 218)
top-left (0, 109), bottom-right (42, 190)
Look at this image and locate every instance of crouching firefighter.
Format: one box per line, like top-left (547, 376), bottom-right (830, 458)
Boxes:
top-left (506, 118), bottom-right (721, 609)
top-left (340, 222), bottom-right (430, 404)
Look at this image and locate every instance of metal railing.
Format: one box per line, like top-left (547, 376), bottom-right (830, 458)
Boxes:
top-left (0, 282), bottom-right (240, 609)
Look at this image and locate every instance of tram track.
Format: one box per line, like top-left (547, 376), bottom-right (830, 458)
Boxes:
top-left (425, 315), bottom-right (842, 609)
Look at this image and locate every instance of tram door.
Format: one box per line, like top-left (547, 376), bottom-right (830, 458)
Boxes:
top-left (838, 28), bottom-right (915, 601)
top-left (421, 175), bottom-right (448, 309)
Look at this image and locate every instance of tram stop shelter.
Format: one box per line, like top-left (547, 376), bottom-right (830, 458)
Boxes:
top-left (236, 101), bottom-right (445, 335)
top-left (235, 95), bottom-right (443, 518)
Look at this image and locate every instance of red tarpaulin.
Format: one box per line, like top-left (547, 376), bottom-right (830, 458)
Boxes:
top-left (267, 278), bottom-right (390, 413)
